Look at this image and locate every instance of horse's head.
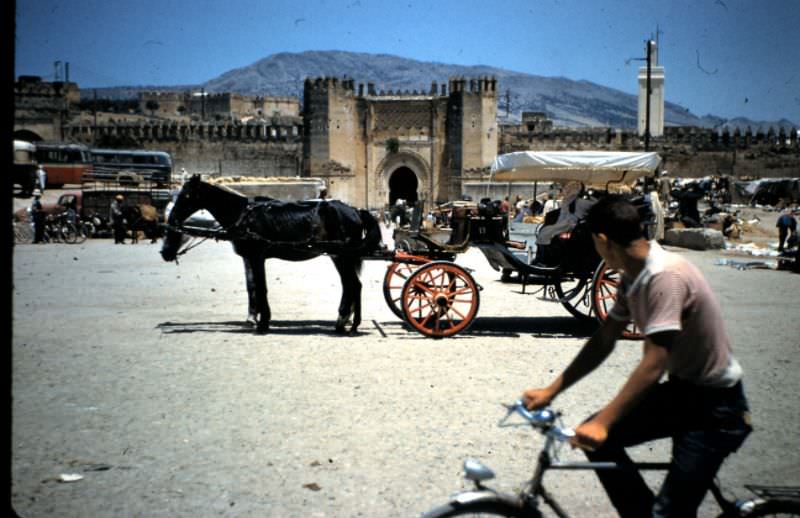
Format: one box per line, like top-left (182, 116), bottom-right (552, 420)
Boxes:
top-left (160, 175), bottom-right (204, 262)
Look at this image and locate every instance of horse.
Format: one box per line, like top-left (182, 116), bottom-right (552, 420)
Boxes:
top-left (160, 175), bottom-right (383, 334)
top-left (123, 203), bottom-right (161, 243)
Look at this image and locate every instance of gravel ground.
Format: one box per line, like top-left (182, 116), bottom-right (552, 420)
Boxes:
top-left (11, 193), bottom-right (800, 517)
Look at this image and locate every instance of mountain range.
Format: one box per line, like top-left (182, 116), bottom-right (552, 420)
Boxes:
top-left (86, 50), bottom-right (797, 132)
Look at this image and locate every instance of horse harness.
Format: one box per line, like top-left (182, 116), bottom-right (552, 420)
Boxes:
top-left (166, 199), bottom-right (367, 257)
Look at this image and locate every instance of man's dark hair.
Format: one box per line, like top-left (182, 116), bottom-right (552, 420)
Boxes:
top-left (586, 194), bottom-right (644, 246)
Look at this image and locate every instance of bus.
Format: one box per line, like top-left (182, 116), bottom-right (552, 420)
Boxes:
top-left (88, 149), bottom-right (173, 187)
top-left (13, 140), bottom-right (39, 195)
top-left (33, 142), bottom-right (93, 188)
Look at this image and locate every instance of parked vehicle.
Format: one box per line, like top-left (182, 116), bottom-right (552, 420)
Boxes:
top-left (87, 149), bottom-right (173, 187)
top-left (33, 142), bottom-right (93, 188)
top-left (13, 140), bottom-right (39, 196)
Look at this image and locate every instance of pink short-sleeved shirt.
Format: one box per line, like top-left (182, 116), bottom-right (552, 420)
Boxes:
top-left (609, 242), bottom-right (742, 387)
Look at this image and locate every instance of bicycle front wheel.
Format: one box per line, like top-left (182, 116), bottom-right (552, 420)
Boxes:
top-left (728, 498), bottom-right (800, 517)
top-left (422, 496), bottom-right (533, 517)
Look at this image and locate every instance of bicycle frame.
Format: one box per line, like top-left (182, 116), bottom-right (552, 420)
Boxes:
top-left (449, 401), bottom-right (741, 518)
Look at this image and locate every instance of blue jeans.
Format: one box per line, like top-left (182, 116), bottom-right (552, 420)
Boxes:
top-left (585, 379), bottom-right (751, 518)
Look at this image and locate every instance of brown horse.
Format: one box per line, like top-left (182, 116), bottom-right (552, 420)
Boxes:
top-left (160, 175), bottom-right (383, 334)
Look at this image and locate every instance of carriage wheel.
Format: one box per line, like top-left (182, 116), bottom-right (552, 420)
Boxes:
top-left (591, 261), bottom-right (644, 340)
top-left (401, 261), bottom-right (480, 338)
top-left (554, 275), bottom-right (595, 321)
top-left (383, 261), bottom-right (421, 319)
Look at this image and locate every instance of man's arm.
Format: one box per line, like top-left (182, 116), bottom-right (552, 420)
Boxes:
top-left (572, 333), bottom-right (673, 450)
top-left (523, 316), bottom-right (628, 409)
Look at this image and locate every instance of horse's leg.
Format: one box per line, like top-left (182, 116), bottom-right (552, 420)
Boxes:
top-left (250, 255), bottom-right (271, 333)
top-left (242, 256), bottom-right (259, 326)
top-left (350, 259), bottom-right (363, 334)
top-left (332, 257), bottom-right (361, 334)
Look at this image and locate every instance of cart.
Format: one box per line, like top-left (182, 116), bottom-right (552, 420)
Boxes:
top-left (381, 150), bottom-right (662, 339)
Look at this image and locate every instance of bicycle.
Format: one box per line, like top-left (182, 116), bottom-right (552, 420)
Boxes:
top-left (13, 219), bottom-right (34, 244)
top-left (421, 400), bottom-right (800, 517)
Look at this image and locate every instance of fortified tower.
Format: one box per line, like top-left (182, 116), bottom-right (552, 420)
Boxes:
top-left (302, 77), bottom-right (364, 203)
top-left (445, 77), bottom-right (498, 199)
top-left (303, 75), bottom-right (498, 209)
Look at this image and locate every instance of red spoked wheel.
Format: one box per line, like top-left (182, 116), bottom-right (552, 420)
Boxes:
top-left (401, 261), bottom-right (480, 338)
top-left (591, 261), bottom-right (644, 340)
top-left (383, 261), bottom-right (422, 319)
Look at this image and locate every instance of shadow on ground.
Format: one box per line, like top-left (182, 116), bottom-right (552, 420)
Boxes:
top-left (156, 320), bottom-right (370, 336)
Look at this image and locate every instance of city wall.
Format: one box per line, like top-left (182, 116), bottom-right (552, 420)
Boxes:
top-left (63, 120), bottom-right (302, 177)
top-left (496, 125), bottom-right (800, 178)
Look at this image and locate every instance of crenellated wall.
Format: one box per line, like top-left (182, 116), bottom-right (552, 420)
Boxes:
top-left (63, 119), bottom-right (302, 177)
top-left (497, 124), bottom-right (800, 178)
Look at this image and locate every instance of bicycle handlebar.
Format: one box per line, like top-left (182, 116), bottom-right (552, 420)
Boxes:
top-left (502, 400), bottom-right (576, 443)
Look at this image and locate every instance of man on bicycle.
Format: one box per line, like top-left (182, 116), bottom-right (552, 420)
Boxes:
top-left (522, 195), bottom-right (752, 517)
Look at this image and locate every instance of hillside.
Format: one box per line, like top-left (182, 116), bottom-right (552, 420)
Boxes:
top-left (86, 50), bottom-right (796, 130)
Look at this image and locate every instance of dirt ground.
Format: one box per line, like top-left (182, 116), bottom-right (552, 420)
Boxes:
top-left (11, 191), bottom-right (800, 517)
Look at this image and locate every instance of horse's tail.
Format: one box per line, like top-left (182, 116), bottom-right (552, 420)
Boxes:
top-left (359, 209), bottom-right (383, 253)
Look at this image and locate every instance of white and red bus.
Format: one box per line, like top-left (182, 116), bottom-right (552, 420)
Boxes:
top-left (33, 142), bottom-right (93, 188)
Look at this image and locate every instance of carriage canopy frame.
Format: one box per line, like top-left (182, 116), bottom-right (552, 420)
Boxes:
top-left (490, 150), bottom-right (662, 188)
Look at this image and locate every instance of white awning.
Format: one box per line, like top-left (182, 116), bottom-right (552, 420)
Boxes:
top-left (491, 151), bottom-right (662, 187)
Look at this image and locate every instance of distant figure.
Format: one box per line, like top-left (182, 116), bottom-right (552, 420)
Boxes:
top-left (543, 193), bottom-right (560, 215)
top-left (514, 194), bottom-right (525, 216)
top-left (319, 188), bottom-right (328, 200)
top-left (180, 167), bottom-right (189, 184)
top-left (776, 210), bottom-right (797, 252)
top-left (110, 194), bottom-right (127, 244)
top-left (36, 165), bottom-right (47, 192)
top-left (31, 191), bottom-right (45, 243)
top-left (672, 184), bottom-right (703, 228)
top-left (500, 196), bottom-right (510, 214)
top-left (658, 170), bottom-right (671, 204)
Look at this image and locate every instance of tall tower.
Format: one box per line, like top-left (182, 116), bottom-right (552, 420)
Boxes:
top-left (445, 76), bottom-right (498, 199)
top-left (638, 40), bottom-right (665, 138)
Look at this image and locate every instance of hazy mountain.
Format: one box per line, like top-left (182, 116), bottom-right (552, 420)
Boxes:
top-left (85, 50), bottom-right (797, 130)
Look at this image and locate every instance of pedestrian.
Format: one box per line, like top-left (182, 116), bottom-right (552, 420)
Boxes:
top-left (500, 196), bottom-right (510, 214)
top-left (36, 164), bottom-right (47, 193)
top-left (522, 195), bottom-right (751, 517)
top-left (543, 193), bottom-right (559, 215)
top-left (110, 194), bottom-right (127, 244)
top-left (657, 170), bottom-right (671, 204)
top-left (514, 195), bottom-right (525, 216)
top-left (31, 190), bottom-right (46, 244)
top-left (776, 208), bottom-right (797, 252)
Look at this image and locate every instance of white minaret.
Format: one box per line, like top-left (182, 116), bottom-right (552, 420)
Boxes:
top-left (638, 40), bottom-right (665, 138)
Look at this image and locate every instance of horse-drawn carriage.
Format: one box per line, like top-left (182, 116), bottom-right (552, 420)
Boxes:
top-left (162, 151), bottom-right (661, 339)
top-left (380, 150), bottom-right (663, 338)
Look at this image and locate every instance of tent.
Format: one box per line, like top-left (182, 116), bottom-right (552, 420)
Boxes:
top-left (490, 151), bottom-right (662, 188)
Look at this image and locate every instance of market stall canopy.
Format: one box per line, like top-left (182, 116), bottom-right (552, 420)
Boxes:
top-left (491, 151), bottom-right (662, 187)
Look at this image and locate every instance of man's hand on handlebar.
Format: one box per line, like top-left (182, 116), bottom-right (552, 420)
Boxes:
top-left (522, 388), bottom-right (555, 411)
top-left (571, 419), bottom-right (608, 452)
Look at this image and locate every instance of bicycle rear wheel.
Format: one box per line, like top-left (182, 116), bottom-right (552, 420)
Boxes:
top-left (14, 221), bottom-right (34, 244)
top-left (61, 222), bottom-right (79, 244)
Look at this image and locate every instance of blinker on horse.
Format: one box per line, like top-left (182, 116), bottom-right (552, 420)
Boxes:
top-left (161, 175), bottom-right (383, 334)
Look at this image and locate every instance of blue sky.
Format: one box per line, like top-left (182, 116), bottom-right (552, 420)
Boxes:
top-left (15, 0), bottom-right (800, 124)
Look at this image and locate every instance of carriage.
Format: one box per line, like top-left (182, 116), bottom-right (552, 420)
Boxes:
top-left (162, 151), bottom-right (661, 338)
top-left (380, 150), bottom-right (663, 338)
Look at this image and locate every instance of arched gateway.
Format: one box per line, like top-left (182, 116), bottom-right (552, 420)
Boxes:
top-left (388, 166), bottom-right (418, 205)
